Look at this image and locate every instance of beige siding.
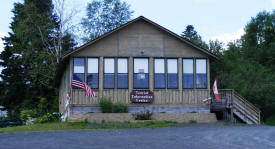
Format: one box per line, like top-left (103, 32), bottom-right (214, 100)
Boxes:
top-left (73, 20), bottom-right (209, 58)
top-left (71, 89), bottom-right (210, 107)
top-left (63, 19), bottom-right (212, 110)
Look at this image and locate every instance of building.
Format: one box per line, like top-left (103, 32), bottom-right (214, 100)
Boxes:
top-left (56, 16), bottom-right (219, 119)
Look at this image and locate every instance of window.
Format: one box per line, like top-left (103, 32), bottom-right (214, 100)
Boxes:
top-left (117, 58), bottom-right (128, 89)
top-left (154, 59), bottom-right (165, 89)
top-left (73, 58), bottom-right (85, 85)
top-left (167, 59), bottom-right (178, 89)
top-left (183, 59), bottom-right (194, 88)
top-left (87, 58), bottom-right (98, 89)
top-left (196, 59), bottom-right (207, 89)
top-left (104, 58), bottom-right (115, 89)
top-left (134, 58), bottom-right (149, 89)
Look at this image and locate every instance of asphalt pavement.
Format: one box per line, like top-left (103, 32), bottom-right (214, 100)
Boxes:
top-left (0, 124), bottom-right (274, 149)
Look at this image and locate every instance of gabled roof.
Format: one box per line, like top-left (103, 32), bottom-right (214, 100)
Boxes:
top-left (55, 16), bottom-right (218, 86)
top-left (62, 16), bottom-right (218, 60)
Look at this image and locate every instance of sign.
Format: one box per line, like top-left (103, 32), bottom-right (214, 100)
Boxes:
top-left (130, 90), bottom-right (154, 103)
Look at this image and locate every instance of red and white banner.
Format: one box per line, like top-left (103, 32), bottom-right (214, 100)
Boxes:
top-left (212, 78), bottom-right (220, 100)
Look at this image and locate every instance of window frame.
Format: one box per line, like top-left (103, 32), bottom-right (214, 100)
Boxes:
top-left (117, 57), bottom-right (129, 89)
top-left (133, 57), bottom-right (149, 89)
top-left (195, 58), bottom-right (207, 89)
top-left (153, 58), bottom-right (166, 89)
top-left (103, 57), bottom-right (115, 89)
top-left (182, 58), bottom-right (194, 89)
top-left (86, 57), bottom-right (99, 89)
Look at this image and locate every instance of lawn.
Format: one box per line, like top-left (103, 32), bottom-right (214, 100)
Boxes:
top-left (0, 120), bottom-right (182, 134)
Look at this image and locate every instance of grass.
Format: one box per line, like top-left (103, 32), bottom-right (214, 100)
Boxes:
top-left (0, 120), bottom-right (182, 134)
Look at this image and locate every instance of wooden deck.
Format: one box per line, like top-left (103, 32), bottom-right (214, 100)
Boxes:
top-left (210, 89), bottom-right (261, 125)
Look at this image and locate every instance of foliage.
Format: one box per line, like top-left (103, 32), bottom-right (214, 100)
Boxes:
top-left (99, 97), bottom-right (113, 113)
top-left (0, 0), bottom-right (75, 118)
top-left (113, 102), bottom-right (128, 113)
top-left (189, 120), bottom-right (197, 124)
top-left (210, 11), bottom-right (275, 121)
top-left (133, 110), bottom-right (153, 120)
top-left (81, 0), bottom-right (133, 41)
top-left (264, 115), bottom-right (275, 126)
top-left (181, 25), bottom-right (209, 49)
top-left (20, 109), bottom-right (37, 123)
top-left (34, 113), bottom-right (58, 123)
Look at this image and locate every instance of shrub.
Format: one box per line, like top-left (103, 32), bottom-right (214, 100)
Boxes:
top-left (34, 113), bottom-right (57, 123)
top-left (133, 110), bottom-right (153, 120)
top-left (113, 102), bottom-right (128, 113)
top-left (189, 120), bottom-right (197, 124)
top-left (99, 97), bottom-right (113, 113)
top-left (20, 109), bottom-right (37, 122)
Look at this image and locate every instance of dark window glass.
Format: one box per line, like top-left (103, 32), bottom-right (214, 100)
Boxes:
top-left (183, 59), bottom-right (194, 89)
top-left (73, 73), bottom-right (84, 82)
top-left (117, 58), bottom-right (128, 89)
top-left (87, 73), bottom-right (98, 88)
top-left (154, 74), bottom-right (165, 89)
top-left (104, 74), bottom-right (115, 89)
top-left (134, 73), bottom-right (149, 89)
top-left (167, 59), bottom-right (178, 89)
top-left (154, 59), bottom-right (165, 89)
top-left (104, 58), bottom-right (115, 89)
top-left (73, 58), bottom-right (85, 89)
top-left (196, 59), bottom-right (207, 89)
top-left (167, 74), bottom-right (178, 89)
top-left (196, 74), bottom-right (207, 88)
top-left (87, 58), bottom-right (99, 89)
top-left (134, 58), bottom-right (149, 89)
top-left (117, 74), bottom-right (128, 89)
top-left (183, 74), bottom-right (194, 88)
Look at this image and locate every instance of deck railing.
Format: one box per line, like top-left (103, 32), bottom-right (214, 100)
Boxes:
top-left (217, 89), bottom-right (261, 125)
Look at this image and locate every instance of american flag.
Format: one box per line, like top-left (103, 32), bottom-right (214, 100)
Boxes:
top-left (72, 74), bottom-right (96, 97)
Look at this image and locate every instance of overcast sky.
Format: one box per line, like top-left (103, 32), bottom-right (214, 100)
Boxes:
top-left (0, 0), bottom-right (274, 68)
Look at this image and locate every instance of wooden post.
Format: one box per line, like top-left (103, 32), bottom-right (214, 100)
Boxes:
top-left (230, 90), bottom-right (234, 123)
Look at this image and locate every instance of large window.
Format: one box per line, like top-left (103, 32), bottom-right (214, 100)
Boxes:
top-left (134, 58), bottom-right (149, 89)
top-left (104, 58), bottom-right (115, 89)
top-left (73, 58), bottom-right (85, 83)
top-left (154, 58), bottom-right (165, 89)
top-left (117, 58), bottom-right (128, 89)
top-left (87, 58), bottom-right (99, 89)
top-left (183, 59), bottom-right (194, 88)
top-left (167, 59), bottom-right (178, 89)
top-left (196, 59), bottom-right (207, 89)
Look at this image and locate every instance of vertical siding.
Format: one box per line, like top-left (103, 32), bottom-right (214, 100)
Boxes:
top-left (71, 89), bottom-right (210, 106)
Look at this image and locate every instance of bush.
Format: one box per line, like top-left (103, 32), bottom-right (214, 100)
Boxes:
top-left (189, 120), bottom-right (197, 124)
top-left (113, 102), bottom-right (128, 113)
top-left (34, 113), bottom-right (58, 123)
top-left (20, 109), bottom-right (37, 122)
top-left (99, 97), bottom-right (113, 113)
top-left (133, 110), bottom-right (153, 120)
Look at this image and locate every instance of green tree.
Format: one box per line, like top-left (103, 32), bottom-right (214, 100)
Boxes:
top-left (208, 40), bottom-right (224, 57)
top-left (241, 11), bottom-right (275, 70)
top-left (0, 0), bottom-right (75, 117)
top-left (181, 25), bottom-right (209, 49)
top-left (81, 0), bottom-right (133, 41)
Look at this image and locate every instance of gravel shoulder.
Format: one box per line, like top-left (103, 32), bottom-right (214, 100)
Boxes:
top-left (0, 123), bottom-right (274, 149)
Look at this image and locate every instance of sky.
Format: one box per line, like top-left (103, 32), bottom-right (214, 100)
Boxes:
top-left (0, 0), bottom-right (274, 74)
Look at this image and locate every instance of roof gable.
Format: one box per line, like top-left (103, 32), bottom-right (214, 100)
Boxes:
top-left (63, 16), bottom-right (218, 60)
